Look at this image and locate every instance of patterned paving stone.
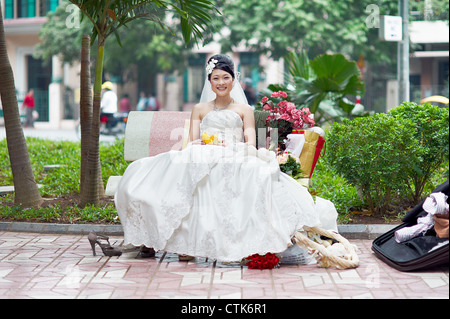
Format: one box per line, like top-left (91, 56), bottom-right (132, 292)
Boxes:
top-left (0, 231), bottom-right (447, 300)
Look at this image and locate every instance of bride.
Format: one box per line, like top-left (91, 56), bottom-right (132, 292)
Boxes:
top-left (114, 54), bottom-right (321, 262)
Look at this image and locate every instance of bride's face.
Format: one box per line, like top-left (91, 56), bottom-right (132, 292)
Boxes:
top-left (210, 69), bottom-right (234, 98)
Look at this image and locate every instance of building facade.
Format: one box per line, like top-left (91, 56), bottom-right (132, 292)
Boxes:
top-left (1, 0), bottom-right (77, 128)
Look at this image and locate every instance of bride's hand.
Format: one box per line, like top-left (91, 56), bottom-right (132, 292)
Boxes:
top-left (190, 139), bottom-right (205, 145)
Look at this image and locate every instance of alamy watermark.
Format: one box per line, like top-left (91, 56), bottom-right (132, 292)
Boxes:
top-left (365, 4), bottom-right (380, 29)
top-left (65, 4), bottom-right (81, 29)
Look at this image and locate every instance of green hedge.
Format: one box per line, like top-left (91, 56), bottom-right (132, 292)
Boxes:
top-left (327, 102), bottom-right (449, 215)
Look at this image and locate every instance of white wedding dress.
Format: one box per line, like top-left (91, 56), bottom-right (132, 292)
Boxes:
top-left (115, 109), bottom-right (321, 262)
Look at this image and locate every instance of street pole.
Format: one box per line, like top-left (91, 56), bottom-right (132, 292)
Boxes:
top-left (397, 0), bottom-right (410, 105)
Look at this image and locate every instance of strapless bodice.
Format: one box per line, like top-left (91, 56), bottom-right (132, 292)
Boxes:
top-left (200, 109), bottom-right (244, 144)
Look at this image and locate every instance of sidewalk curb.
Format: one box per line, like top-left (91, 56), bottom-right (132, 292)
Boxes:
top-left (0, 222), bottom-right (399, 240)
top-left (337, 224), bottom-right (399, 239)
top-left (0, 222), bottom-right (123, 236)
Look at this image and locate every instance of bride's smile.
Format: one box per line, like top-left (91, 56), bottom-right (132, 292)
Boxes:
top-left (210, 69), bottom-right (233, 97)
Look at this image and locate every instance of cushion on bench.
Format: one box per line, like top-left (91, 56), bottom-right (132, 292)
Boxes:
top-left (106, 111), bottom-right (191, 196)
top-left (124, 111), bottom-right (191, 161)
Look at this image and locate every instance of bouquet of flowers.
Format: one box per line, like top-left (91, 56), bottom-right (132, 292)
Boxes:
top-left (201, 132), bottom-right (223, 145)
top-left (277, 152), bottom-right (302, 179)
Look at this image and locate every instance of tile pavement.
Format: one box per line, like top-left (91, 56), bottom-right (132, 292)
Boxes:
top-left (0, 231), bottom-right (448, 300)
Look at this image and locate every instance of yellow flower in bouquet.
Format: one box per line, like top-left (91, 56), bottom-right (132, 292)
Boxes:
top-left (201, 132), bottom-right (222, 145)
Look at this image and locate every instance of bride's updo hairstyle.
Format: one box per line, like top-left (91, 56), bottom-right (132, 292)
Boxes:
top-left (207, 54), bottom-right (235, 81)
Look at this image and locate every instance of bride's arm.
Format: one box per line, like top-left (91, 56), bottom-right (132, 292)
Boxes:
top-left (189, 104), bottom-right (202, 144)
top-left (242, 105), bottom-right (257, 147)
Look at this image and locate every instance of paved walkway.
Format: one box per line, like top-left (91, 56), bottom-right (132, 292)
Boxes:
top-left (0, 231), bottom-right (448, 300)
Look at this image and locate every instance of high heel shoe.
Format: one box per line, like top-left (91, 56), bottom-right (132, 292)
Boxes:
top-left (178, 254), bottom-right (195, 261)
top-left (88, 231), bottom-right (122, 257)
top-left (139, 246), bottom-right (156, 258)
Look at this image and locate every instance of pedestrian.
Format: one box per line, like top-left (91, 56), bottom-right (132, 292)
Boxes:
top-left (100, 81), bottom-right (118, 129)
top-left (147, 92), bottom-right (160, 111)
top-left (22, 89), bottom-right (36, 128)
top-left (243, 78), bottom-right (257, 107)
top-left (119, 94), bottom-right (131, 113)
top-left (136, 91), bottom-right (149, 111)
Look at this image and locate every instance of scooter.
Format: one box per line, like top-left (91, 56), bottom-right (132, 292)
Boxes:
top-left (99, 112), bottom-right (128, 137)
top-left (75, 112), bottom-right (128, 139)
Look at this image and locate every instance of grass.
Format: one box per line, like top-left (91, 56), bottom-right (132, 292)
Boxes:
top-left (0, 137), bottom-right (128, 224)
top-left (0, 136), bottom-right (447, 225)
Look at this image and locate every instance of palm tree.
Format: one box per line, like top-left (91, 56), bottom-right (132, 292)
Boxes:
top-left (0, 3), bottom-right (43, 207)
top-left (69, 0), bottom-right (219, 205)
top-left (79, 34), bottom-right (96, 199)
top-left (288, 51), bottom-right (366, 123)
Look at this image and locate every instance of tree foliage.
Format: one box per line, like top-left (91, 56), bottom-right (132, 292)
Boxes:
top-left (35, 0), bottom-right (204, 86)
top-left (34, 0), bottom-right (92, 65)
top-left (214, 0), bottom-right (398, 63)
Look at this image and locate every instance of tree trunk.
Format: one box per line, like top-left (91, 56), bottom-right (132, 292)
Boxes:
top-left (0, 4), bottom-right (43, 207)
top-left (81, 35), bottom-right (105, 206)
top-left (79, 35), bottom-right (92, 199)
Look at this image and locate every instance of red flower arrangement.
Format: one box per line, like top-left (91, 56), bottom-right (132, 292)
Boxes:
top-left (261, 91), bottom-right (315, 130)
top-left (245, 253), bottom-right (280, 269)
top-left (261, 91), bottom-right (315, 150)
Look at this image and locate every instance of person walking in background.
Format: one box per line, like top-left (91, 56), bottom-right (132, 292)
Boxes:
top-left (100, 81), bottom-right (118, 129)
top-left (243, 78), bottom-right (257, 107)
top-left (22, 89), bottom-right (35, 128)
top-left (147, 92), bottom-right (161, 111)
top-left (119, 94), bottom-right (131, 113)
top-left (100, 82), bottom-right (118, 114)
top-left (136, 91), bottom-right (149, 111)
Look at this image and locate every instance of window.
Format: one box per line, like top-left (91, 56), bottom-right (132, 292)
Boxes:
top-left (4, 0), bottom-right (14, 19)
top-left (239, 52), bottom-right (260, 88)
top-left (17, 0), bottom-right (36, 18)
top-left (185, 54), bottom-right (206, 103)
top-left (40, 0), bottom-right (59, 16)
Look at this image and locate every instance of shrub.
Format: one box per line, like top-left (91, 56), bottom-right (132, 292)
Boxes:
top-left (388, 102), bottom-right (449, 201)
top-left (327, 113), bottom-right (422, 215)
top-left (310, 153), bottom-right (364, 221)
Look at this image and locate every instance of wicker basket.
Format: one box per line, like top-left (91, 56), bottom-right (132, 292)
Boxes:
top-left (293, 226), bottom-right (359, 269)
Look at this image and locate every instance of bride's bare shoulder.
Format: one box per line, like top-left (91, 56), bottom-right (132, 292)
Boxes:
top-left (193, 102), bottom-right (211, 111)
top-left (191, 102), bottom-right (211, 119)
top-left (235, 102), bottom-right (254, 114)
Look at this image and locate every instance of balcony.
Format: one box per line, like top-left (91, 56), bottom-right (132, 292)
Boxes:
top-left (3, 16), bottom-right (48, 35)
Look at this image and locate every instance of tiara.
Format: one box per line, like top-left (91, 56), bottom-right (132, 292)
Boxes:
top-left (206, 59), bottom-right (218, 75)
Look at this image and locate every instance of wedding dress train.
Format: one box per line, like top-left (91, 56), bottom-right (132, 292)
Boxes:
top-left (115, 109), bottom-right (321, 262)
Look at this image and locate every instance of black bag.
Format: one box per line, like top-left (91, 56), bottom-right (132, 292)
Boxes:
top-left (372, 180), bottom-right (449, 271)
